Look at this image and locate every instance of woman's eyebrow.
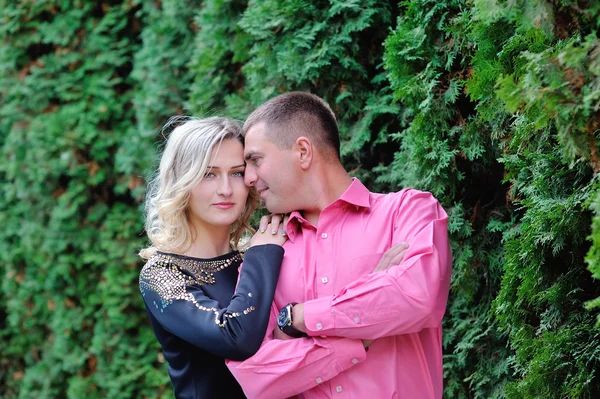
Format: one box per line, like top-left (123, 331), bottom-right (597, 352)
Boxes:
top-left (205, 164), bottom-right (246, 169)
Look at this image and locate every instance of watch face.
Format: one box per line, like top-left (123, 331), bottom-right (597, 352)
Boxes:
top-left (278, 306), bottom-right (290, 327)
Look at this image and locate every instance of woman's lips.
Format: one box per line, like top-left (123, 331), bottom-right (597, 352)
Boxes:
top-left (213, 202), bottom-right (235, 209)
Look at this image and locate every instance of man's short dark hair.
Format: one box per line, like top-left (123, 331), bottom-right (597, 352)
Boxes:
top-left (243, 92), bottom-right (340, 160)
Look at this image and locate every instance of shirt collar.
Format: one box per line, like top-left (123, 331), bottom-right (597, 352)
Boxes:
top-left (284, 178), bottom-right (371, 243)
top-left (337, 177), bottom-right (371, 209)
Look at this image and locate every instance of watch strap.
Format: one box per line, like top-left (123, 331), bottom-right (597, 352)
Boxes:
top-left (279, 303), bottom-right (307, 338)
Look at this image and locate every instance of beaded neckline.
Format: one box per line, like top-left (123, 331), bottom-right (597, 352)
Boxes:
top-left (153, 250), bottom-right (242, 285)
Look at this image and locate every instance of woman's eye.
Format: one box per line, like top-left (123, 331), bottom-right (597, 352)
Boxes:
top-left (203, 172), bottom-right (215, 178)
top-left (232, 171), bottom-right (245, 177)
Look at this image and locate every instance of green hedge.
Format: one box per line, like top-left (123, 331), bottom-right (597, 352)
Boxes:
top-left (1, 0), bottom-right (599, 398)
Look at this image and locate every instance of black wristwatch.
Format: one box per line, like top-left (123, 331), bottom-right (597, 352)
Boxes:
top-left (277, 303), bottom-right (307, 338)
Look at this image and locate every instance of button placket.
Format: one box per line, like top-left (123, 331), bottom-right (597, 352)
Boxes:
top-left (315, 223), bottom-right (334, 297)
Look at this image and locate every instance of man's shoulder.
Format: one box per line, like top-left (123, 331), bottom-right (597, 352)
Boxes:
top-left (370, 187), bottom-right (435, 206)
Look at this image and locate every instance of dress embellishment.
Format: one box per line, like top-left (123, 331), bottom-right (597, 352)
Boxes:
top-left (139, 251), bottom-right (253, 327)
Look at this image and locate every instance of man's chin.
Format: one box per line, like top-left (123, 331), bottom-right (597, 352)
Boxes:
top-left (262, 198), bottom-right (280, 213)
top-left (263, 201), bottom-right (294, 215)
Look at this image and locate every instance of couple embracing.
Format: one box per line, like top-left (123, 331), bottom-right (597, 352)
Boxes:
top-left (139, 92), bottom-right (452, 399)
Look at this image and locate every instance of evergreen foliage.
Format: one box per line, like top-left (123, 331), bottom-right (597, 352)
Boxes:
top-left (2, 0), bottom-right (600, 398)
top-left (0, 1), bottom-right (194, 397)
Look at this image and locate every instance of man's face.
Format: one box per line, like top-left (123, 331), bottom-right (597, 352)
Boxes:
top-left (244, 122), bottom-right (299, 213)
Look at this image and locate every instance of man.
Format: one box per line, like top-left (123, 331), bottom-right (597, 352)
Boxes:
top-left (227, 92), bottom-right (452, 398)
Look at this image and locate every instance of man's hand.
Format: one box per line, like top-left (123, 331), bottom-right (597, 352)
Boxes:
top-left (273, 243), bottom-right (409, 345)
top-left (361, 242), bottom-right (408, 350)
top-left (371, 242), bottom-right (409, 273)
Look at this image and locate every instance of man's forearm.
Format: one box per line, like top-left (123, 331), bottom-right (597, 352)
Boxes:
top-left (227, 334), bottom-right (366, 398)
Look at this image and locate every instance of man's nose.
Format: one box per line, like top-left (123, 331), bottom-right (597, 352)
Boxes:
top-left (217, 176), bottom-right (233, 196)
top-left (244, 165), bottom-right (258, 187)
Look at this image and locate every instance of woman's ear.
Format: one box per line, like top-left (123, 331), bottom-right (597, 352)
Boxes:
top-left (295, 136), bottom-right (313, 170)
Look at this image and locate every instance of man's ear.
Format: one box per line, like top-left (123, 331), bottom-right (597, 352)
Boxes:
top-left (295, 136), bottom-right (313, 170)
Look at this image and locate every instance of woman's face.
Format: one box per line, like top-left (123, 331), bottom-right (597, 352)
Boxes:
top-left (188, 138), bottom-right (249, 230)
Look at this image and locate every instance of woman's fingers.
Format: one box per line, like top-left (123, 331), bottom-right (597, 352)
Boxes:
top-left (281, 215), bottom-right (290, 236)
top-left (259, 214), bottom-right (288, 235)
top-left (250, 222), bottom-right (288, 247)
top-left (259, 215), bottom-right (271, 233)
top-left (270, 214), bottom-right (283, 234)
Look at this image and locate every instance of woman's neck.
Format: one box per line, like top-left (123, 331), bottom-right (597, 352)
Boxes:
top-left (183, 222), bottom-right (232, 259)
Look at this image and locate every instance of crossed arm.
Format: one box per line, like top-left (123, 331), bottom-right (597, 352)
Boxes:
top-left (226, 190), bottom-right (452, 398)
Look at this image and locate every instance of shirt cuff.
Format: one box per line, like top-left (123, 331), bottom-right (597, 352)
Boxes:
top-left (324, 337), bottom-right (367, 372)
top-left (304, 296), bottom-right (335, 336)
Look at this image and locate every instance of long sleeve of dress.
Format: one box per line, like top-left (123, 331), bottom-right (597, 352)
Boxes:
top-left (139, 244), bottom-right (284, 361)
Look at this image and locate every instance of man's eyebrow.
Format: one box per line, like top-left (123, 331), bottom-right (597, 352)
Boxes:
top-left (244, 152), bottom-right (258, 161)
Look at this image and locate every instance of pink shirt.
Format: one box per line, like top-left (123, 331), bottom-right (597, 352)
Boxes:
top-left (227, 178), bottom-right (452, 398)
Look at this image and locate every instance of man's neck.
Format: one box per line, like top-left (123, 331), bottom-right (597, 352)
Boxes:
top-left (301, 166), bottom-right (353, 226)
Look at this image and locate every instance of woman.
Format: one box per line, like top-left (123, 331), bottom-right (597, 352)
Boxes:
top-left (139, 116), bottom-right (286, 399)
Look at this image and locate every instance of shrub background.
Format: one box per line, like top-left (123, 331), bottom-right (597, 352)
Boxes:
top-left (1, 0), bottom-right (600, 398)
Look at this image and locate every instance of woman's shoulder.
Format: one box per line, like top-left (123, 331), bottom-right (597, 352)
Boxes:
top-left (140, 250), bottom-right (242, 287)
top-left (139, 252), bottom-right (205, 314)
top-left (139, 252), bottom-right (193, 293)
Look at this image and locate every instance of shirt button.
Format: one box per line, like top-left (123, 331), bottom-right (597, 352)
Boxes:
top-left (316, 322), bottom-right (323, 330)
top-left (321, 233), bottom-right (328, 239)
top-left (316, 377), bottom-right (323, 384)
top-left (336, 385), bottom-right (343, 392)
top-left (353, 316), bottom-right (361, 324)
top-left (351, 358), bottom-right (359, 364)
top-left (321, 277), bottom-right (328, 284)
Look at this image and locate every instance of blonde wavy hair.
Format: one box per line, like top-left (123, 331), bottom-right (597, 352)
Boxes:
top-left (139, 116), bottom-right (258, 259)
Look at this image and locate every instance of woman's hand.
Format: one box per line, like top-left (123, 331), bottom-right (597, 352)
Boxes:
top-left (250, 214), bottom-right (289, 247)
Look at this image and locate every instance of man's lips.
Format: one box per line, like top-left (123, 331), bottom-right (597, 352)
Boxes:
top-left (213, 202), bottom-right (235, 209)
top-left (257, 187), bottom-right (269, 197)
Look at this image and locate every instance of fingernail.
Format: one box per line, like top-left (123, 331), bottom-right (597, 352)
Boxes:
top-left (271, 230), bottom-right (276, 235)
top-left (260, 229), bottom-right (265, 233)
top-left (281, 231), bottom-right (287, 236)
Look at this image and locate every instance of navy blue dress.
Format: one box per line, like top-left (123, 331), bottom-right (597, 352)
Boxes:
top-left (139, 244), bottom-right (284, 399)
